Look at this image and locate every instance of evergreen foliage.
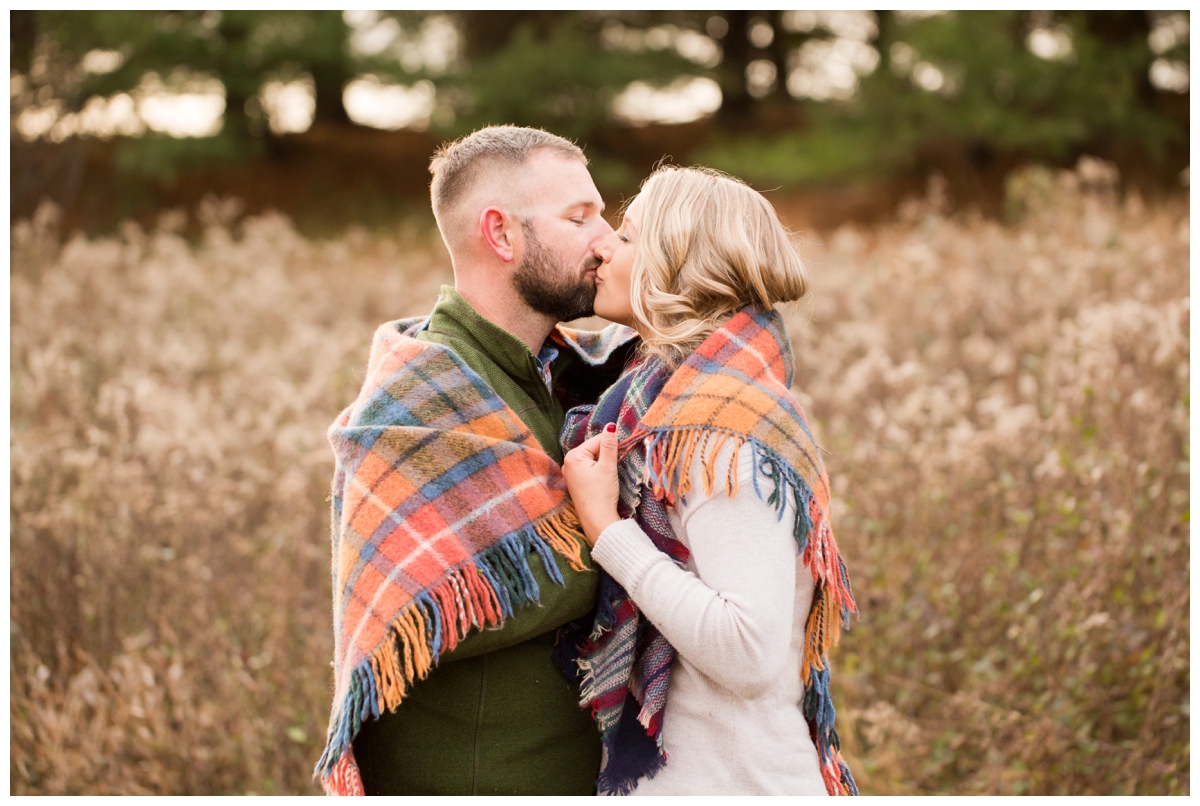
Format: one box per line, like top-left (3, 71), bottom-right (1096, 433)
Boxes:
top-left (12, 11), bottom-right (1189, 191)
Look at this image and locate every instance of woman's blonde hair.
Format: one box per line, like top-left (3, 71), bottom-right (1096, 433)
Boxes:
top-left (629, 165), bottom-right (807, 368)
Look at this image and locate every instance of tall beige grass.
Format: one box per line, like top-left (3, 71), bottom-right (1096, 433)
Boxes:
top-left (10, 162), bottom-right (1188, 794)
top-left (11, 200), bottom-right (452, 794)
top-left (786, 164), bottom-right (1189, 795)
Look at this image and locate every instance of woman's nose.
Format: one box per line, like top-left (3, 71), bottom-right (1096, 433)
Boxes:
top-left (593, 230), bottom-right (618, 264)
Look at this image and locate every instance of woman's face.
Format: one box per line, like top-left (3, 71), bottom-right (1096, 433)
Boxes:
top-left (593, 195), bottom-right (642, 329)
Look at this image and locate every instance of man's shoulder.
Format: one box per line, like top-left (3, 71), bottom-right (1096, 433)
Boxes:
top-left (386, 316), bottom-right (430, 339)
top-left (412, 320), bottom-right (501, 384)
top-left (365, 316), bottom-right (455, 370)
top-left (358, 316), bottom-right (493, 401)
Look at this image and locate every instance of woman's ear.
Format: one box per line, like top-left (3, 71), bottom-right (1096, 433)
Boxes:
top-left (479, 207), bottom-right (516, 263)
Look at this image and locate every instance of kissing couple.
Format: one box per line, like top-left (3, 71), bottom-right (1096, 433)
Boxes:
top-left (316, 125), bottom-right (857, 797)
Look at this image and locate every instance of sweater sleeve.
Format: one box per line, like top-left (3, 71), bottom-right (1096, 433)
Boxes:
top-left (590, 442), bottom-right (804, 699)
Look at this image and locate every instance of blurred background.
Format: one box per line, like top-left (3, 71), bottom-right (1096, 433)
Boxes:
top-left (11, 10), bottom-right (1191, 232)
top-left (10, 10), bottom-right (1190, 795)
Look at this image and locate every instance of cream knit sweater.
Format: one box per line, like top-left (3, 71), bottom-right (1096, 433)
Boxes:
top-left (591, 441), bottom-right (829, 796)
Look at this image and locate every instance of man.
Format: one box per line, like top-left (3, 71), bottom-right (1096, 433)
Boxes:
top-left (317, 126), bottom-right (635, 795)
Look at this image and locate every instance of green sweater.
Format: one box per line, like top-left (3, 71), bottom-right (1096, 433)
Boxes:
top-left (352, 288), bottom-right (605, 795)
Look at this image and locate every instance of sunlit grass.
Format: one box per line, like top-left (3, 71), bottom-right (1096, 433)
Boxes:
top-left (789, 169), bottom-right (1189, 795)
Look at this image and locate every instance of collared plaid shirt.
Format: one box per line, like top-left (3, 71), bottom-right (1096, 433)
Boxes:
top-left (535, 343), bottom-right (559, 390)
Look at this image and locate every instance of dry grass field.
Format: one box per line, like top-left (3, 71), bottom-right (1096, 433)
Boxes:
top-left (10, 162), bottom-right (1189, 795)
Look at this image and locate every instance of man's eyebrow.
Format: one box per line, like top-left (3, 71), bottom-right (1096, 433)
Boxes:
top-left (567, 199), bottom-right (605, 215)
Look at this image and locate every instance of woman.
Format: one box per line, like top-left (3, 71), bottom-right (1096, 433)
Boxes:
top-left (559, 166), bottom-right (858, 796)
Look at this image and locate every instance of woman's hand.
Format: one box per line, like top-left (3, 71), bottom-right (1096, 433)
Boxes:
top-left (561, 423), bottom-right (621, 547)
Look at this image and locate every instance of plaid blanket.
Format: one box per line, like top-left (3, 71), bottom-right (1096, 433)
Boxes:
top-left (560, 306), bottom-right (859, 796)
top-left (315, 316), bottom-right (634, 796)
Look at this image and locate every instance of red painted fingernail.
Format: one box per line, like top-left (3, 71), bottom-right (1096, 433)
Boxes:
top-left (605, 423), bottom-right (616, 433)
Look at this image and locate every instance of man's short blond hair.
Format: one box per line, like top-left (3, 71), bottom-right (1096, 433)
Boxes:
top-left (429, 125), bottom-right (586, 246)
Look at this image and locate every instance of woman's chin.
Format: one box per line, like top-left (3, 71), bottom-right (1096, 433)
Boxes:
top-left (592, 305), bottom-right (634, 329)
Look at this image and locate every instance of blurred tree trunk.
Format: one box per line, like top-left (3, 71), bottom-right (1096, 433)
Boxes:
top-left (1078, 11), bottom-right (1156, 105)
top-left (456, 10), bottom-right (563, 59)
top-left (766, 11), bottom-right (790, 98)
top-left (311, 68), bottom-right (350, 124)
top-left (309, 10), bottom-right (351, 124)
top-left (873, 10), bottom-right (894, 73)
top-left (216, 15), bottom-right (254, 142)
top-left (11, 10), bottom-right (36, 73)
top-left (767, 11), bottom-right (816, 128)
top-left (717, 10), bottom-right (752, 124)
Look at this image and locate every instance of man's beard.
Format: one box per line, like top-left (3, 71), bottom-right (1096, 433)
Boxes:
top-left (512, 220), bottom-right (597, 321)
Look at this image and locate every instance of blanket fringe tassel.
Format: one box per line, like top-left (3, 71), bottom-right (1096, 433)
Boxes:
top-left (315, 506), bottom-right (587, 794)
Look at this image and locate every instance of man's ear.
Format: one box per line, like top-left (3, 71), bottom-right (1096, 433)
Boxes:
top-left (479, 207), bottom-right (517, 263)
